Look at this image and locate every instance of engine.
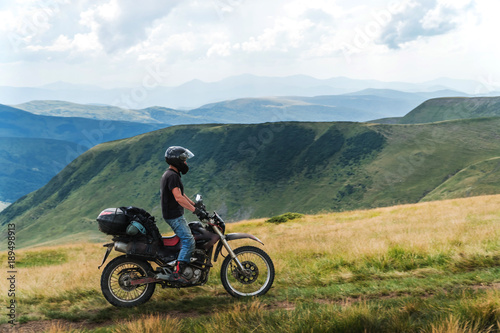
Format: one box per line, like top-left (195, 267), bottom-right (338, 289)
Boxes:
top-left (181, 266), bottom-right (203, 283)
top-left (181, 249), bottom-right (209, 284)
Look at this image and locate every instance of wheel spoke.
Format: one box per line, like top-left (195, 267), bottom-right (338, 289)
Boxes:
top-left (101, 256), bottom-right (156, 307)
top-left (109, 263), bottom-right (148, 302)
top-left (223, 249), bottom-right (273, 297)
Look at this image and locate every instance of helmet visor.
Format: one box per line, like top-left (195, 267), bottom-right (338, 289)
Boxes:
top-left (179, 149), bottom-right (194, 161)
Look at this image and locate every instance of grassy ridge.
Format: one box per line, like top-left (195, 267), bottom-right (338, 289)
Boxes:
top-left (0, 122), bottom-right (387, 248)
top-left (3, 118), bottom-right (500, 248)
top-left (14, 100), bottom-right (156, 123)
top-left (422, 157), bottom-right (500, 201)
top-left (378, 96), bottom-right (500, 124)
top-left (1, 194), bottom-right (500, 332)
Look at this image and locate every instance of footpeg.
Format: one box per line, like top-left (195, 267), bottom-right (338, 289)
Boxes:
top-left (155, 273), bottom-right (171, 280)
top-left (155, 267), bottom-right (171, 280)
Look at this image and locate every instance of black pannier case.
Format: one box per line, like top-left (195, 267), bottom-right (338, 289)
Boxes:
top-left (97, 208), bottom-right (129, 235)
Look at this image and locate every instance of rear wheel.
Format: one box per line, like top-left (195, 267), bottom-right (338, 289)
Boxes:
top-left (101, 256), bottom-right (156, 307)
top-left (220, 246), bottom-right (275, 297)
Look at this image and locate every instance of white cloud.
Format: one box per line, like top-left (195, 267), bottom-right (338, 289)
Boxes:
top-left (207, 42), bottom-right (232, 57)
top-left (96, 0), bottom-right (120, 21)
top-left (0, 10), bottom-right (17, 32)
top-left (378, 0), bottom-right (474, 49)
top-left (0, 0), bottom-right (497, 87)
top-left (52, 0), bottom-right (179, 54)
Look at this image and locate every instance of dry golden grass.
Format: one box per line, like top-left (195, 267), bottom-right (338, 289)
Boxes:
top-left (2, 194), bottom-right (500, 330)
top-left (45, 321), bottom-right (85, 333)
top-left (224, 194), bottom-right (500, 287)
top-left (4, 195), bottom-right (500, 297)
top-left (248, 194), bottom-right (500, 261)
top-left (113, 314), bottom-right (181, 333)
top-left (426, 316), bottom-right (497, 333)
top-left (3, 243), bottom-right (105, 299)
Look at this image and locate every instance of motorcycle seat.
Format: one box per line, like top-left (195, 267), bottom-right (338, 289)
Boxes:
top-left (162, 235), bottom-right (180, 247)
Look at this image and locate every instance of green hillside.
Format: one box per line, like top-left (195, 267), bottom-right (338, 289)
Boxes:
top-left (421, 157), bottom-right (500, 201)
top-left (372, 96), bottom-right (500, 124)
top-left (0, 137), bottom-right (83, 202)
top-left (0, 104), bottom-right (167, 202)
top-left (2, 118), bottom-right (500, 248)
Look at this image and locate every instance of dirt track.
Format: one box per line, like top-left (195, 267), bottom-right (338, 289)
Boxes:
top-left (2, 283), bottom-right (500, 332)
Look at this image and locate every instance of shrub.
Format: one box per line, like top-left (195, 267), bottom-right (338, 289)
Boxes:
top-left (266, 212), bottom-right (304, 223)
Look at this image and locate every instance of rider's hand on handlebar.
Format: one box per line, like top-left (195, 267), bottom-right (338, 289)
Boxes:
top-left (193, 207), bottom-right (209, 221)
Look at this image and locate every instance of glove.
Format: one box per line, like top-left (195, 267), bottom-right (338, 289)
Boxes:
top-left (194, 207), bottom-right (209, 221)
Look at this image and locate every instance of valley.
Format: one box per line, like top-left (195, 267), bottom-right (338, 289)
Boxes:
top-left (2, 116), bottom-right (500, 248)
top-left (0, 104), bottom-right (166, 203)
top-left (2, 88), bottom-right (500, 249)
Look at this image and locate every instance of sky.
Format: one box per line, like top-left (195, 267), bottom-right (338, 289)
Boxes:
top-left (0, 0), bottom-right (499, 90)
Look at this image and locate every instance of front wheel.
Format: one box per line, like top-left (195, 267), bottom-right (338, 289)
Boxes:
top-left (220, 246), bottom-right (275, 297)
top-left (101, 256), bottom-right (156, 307)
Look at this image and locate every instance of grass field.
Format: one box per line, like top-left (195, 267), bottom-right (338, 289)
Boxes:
top-left (2, 194), bottom-right (500, 332)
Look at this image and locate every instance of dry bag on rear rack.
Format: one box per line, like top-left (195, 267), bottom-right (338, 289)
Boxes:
top-left (97, 208), bottom-right (130, 235)
top-left (119, 206), bottom-right (163, 245)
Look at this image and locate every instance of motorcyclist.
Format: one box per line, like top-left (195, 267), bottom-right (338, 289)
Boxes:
top-left (161, 146), bottom-right (208, 283)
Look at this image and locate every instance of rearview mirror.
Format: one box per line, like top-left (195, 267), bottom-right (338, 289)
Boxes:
top-left (194, 194), bottom-right (205, 210)
top-left (195, 194), bottom-right (203, 204)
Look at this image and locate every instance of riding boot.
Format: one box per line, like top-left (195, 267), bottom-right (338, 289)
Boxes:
top-left (168, 261), bottom-right (189, 283)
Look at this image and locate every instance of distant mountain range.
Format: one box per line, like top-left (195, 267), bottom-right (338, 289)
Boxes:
top-left (4, 93), bottom-right (500, 205)
top-left (2, 74), bottom-right (497, 109)
top-left (0, 104), bottom-right (166, 143)
top-left (12, 100), bottom-right (197, 124)
top-left (0, 104), bottom-right (166, 203)
top-left (3, 115), bottom-right (500, 248)
top-left (13, 88), bottom-right (470, 125)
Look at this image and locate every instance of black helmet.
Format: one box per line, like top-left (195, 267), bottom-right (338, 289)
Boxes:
top-left (165, 146), bottom-right (194, 174)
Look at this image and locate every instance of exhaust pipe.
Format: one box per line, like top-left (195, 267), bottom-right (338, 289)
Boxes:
top-left (114, 241), bottom-right (128, 253)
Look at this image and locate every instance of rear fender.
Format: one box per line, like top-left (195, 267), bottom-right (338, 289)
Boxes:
top-left (98, 243), bottom-right (114, 269)
top-left (213, 233), bottom-right (264, 262)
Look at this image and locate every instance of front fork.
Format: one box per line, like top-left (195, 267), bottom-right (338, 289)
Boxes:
top-left (212, 226), bottom-right (247, 272)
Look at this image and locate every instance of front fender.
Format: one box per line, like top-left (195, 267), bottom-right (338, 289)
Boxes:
top-left (213, 233), bottom-right (264, 262)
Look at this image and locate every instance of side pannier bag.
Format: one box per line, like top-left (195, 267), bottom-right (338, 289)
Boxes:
top-left (97, 208), bottom-right (130, 235)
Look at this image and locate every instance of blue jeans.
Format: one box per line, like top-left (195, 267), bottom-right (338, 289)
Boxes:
top-left (164, 215), bottom-right (195, 263)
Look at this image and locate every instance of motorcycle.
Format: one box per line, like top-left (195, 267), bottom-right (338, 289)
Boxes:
top-left (97, 195), bottom-right (275, 308)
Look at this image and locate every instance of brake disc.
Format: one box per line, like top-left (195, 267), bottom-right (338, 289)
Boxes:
top-left (232, 261), bottom-right (259, 285)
